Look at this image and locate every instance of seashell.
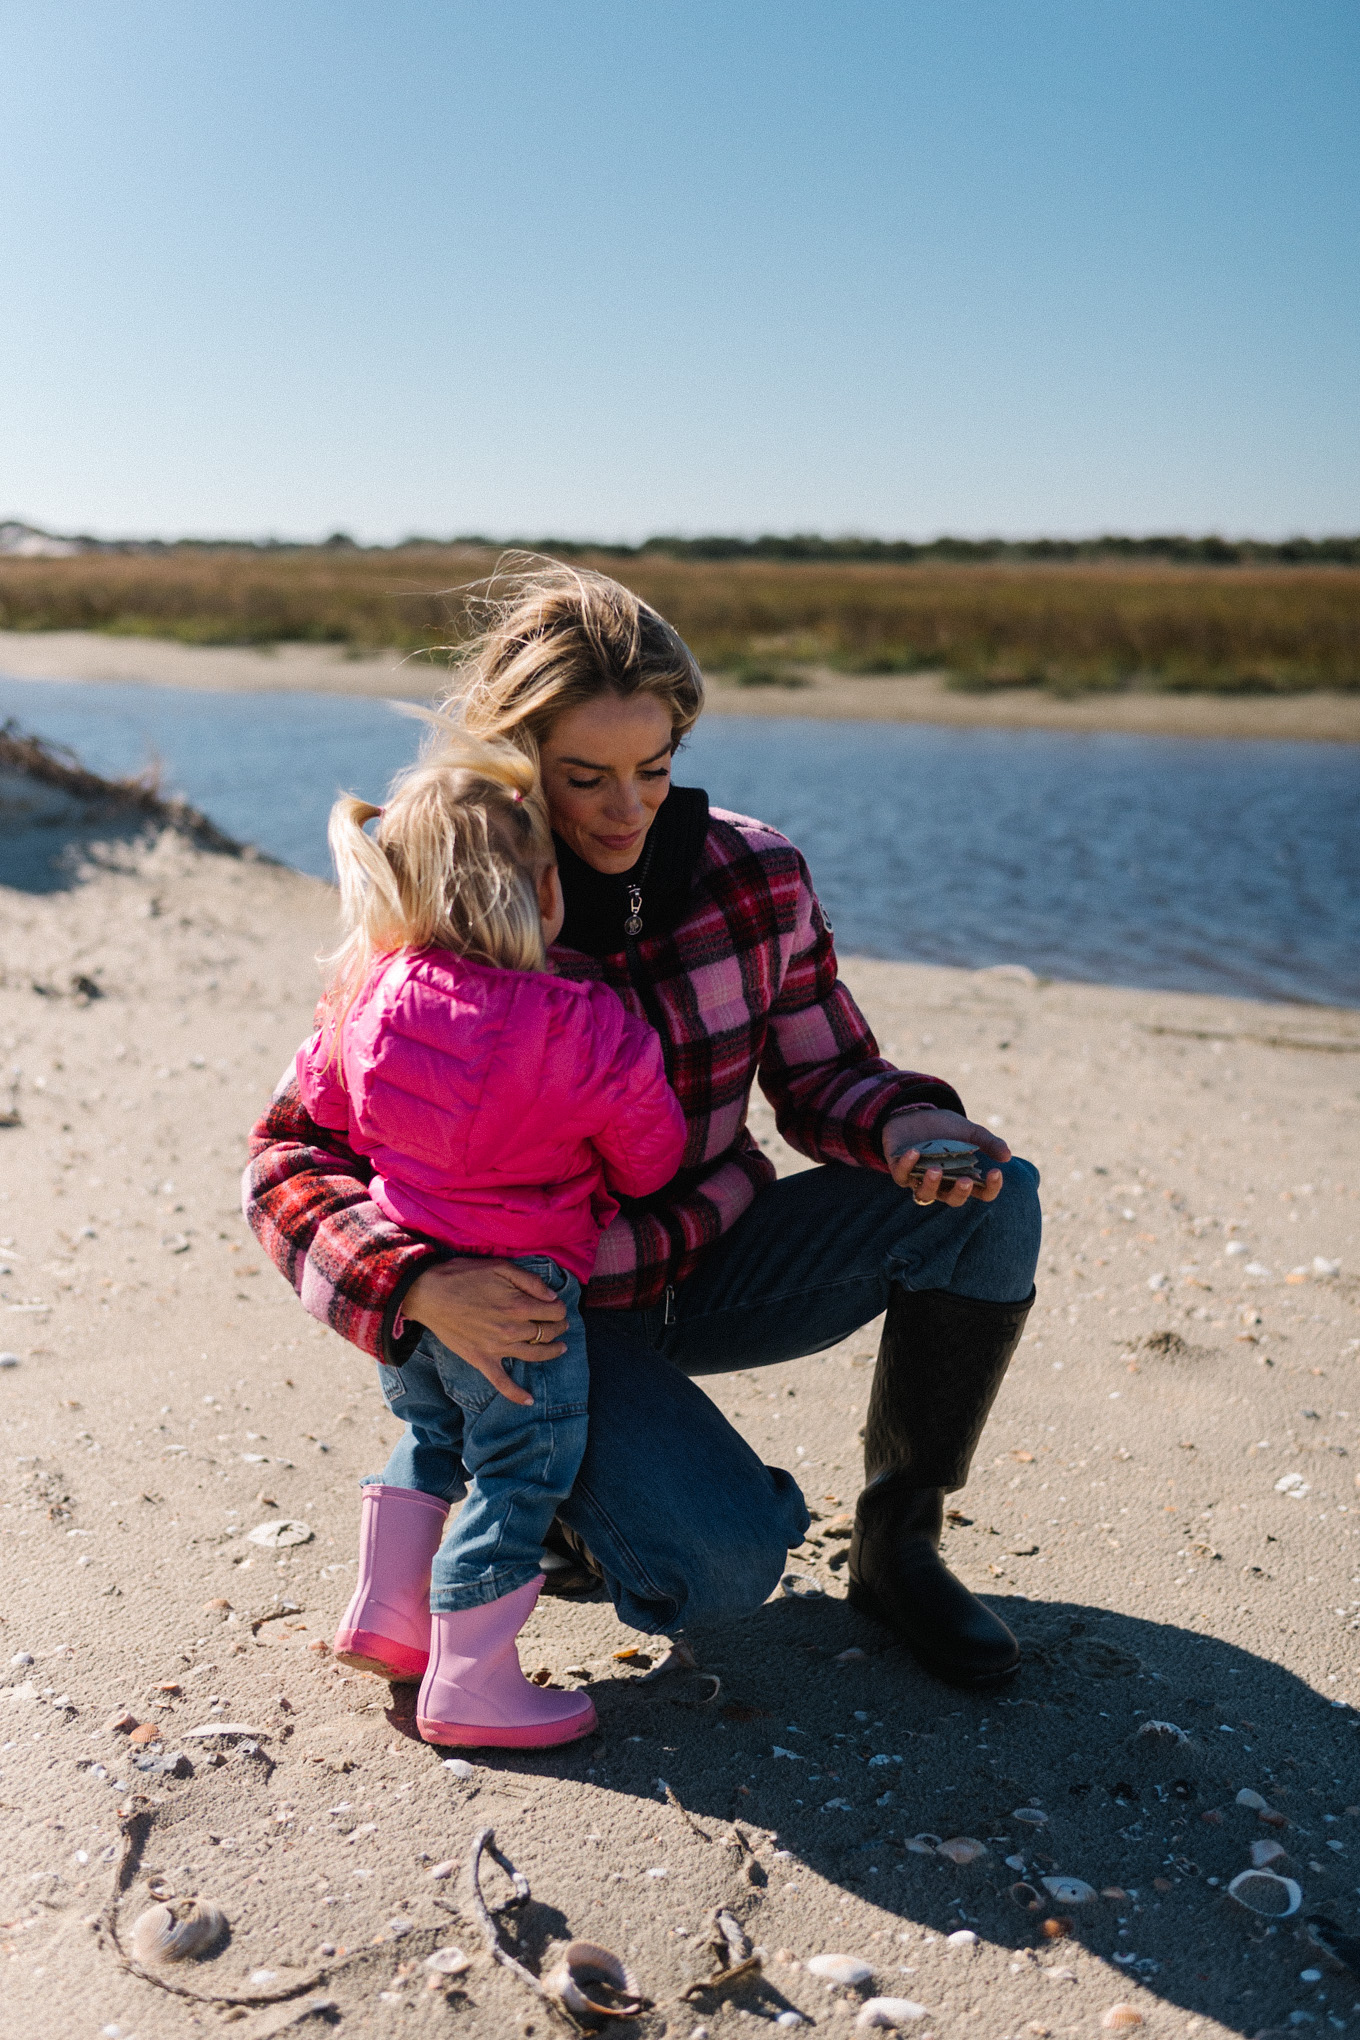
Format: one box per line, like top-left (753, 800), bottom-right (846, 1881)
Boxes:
top-left (127, 1722), bottom-right (162, 1745)
top-left (945, 1930), bottom-right (978, 1949)
top-left (779, 1572), bottom-right (825, 1599)
top-left (906, 1833), bottom-right (942, 1855)
top-left (1250, 1839), bottom-right (1287, 1868)
top-left (429, 1859), bottom-right (457, 1879)
top-left (542, 1940), bottom-right (646, 2019)
top-left (807, 1954), bottom-right (874, 1986)
top-left (424, 1946), bottom-right (470, 1976)
top-left (443, 1757), bottom-right (475, 1780)
top-left (245, 1518), bottom-right (312, 1549)
top-left (1042, 1918), bottom-right (1074, 1940)
top-left (937, 1838), bottom-right (988, 1866)
top-left (857, 2000), bottom-right (929, 2029)
top-left (1258, 1808), bottom-right (1288, 1828)
top-left (1009, 1882), bottom-right (1043, 1911)
top-left (1012, 1807), bottom-right (1048, 1825)
top-left (130, 1897), bottom-right (227, 1964)
top-left (1226, 1869), bottom-right (1302, 1919)
top-left (637, 1640), bottom-right (698, 1682)
top-left (1100, 2007), bottom-right (1144, 2030)
top-left (1101, 1888), bottom-right (1128, 1901)
top-left (185, 1722), bottom-right (261, 1741)
top-left (1236, 1788), bottom-right (1269, 1812)
top-left (1041, 1877), bottom-right (1098, 1906)
top-left (835, 1648), bottom-right (867, 1665)
top-left (1135, 1720), bottom-right (1191, 1747)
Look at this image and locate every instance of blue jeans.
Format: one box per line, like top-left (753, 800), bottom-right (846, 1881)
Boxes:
top-left (373, 1256), bottom-right (589, 1611)
top-left (379, 1157), bottom-right (1041, 1635)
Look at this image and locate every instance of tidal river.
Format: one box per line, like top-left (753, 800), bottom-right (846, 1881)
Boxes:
top-left (1, 674), bottom-right (1356, 1007)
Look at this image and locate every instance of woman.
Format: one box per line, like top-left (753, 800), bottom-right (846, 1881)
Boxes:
top-left (245, 562), bottom-right (1040, 1689)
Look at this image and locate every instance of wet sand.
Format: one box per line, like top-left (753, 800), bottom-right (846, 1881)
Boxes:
top-left (2, 627), bottom-right (1358, 741)
top-left (1, 812), bottom-right (1359, 2039)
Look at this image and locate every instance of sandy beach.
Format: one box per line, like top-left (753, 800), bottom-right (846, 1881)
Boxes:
top-left (2, 628), bottom-right (1358, 743)
top-left (2, 797), bottom-right (1359, 2040)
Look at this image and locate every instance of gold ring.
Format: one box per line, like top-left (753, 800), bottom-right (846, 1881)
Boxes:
top-left (531, 1324), bottom-right (544, 1345)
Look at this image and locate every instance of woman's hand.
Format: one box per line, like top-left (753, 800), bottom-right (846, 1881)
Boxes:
top-left (883, 1108), bottom-right (1011, 1207)
top-left (400, 1259), bottom-right (569, 1407)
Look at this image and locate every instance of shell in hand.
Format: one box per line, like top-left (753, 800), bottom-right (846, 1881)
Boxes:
top-left (542, 1940), bottom-right (646, 2019)
top-left (131, 1897), bottom-right (227, 1964)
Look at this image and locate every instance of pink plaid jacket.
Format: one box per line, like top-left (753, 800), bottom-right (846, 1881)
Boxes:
top-left (243, 807), bottom-right (963, 1362)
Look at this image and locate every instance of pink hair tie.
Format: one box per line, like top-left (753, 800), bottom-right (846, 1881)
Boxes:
top-left (511, 789), bottom-right (524, 803)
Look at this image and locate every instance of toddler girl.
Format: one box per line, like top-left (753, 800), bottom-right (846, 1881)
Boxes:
top-left (296, 733), bottom-right (685, 1747)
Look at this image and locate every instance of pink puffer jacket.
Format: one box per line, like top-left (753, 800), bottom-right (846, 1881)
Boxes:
top-left (295, 948), bottom-right (687, 1283)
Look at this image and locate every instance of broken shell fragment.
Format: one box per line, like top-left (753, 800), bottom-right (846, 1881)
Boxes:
top-left (1226, 1869), bottom-right (1303, 1919)
top-left (937, 1837), bottom-right (988, 1866)
top-left (906, 1833), bottom-right (942, 1855)
top-left (1100, 2007), bottom-right (1144, 2030)
top-left (1041, 1877), bottom-right (1098, 1906)
top-left (542, 1940), bottom-right (647, 2019)
top-left (130, 1897), bottom-right (227, 1964)
top-left (1012, 1807), bottom-right (1048, 1826)
top-left (1009, 1882), bottom-right (1043, 1911)
top-left (857, 2001), bottom-right (929, 2029)
top-left (428, 1859), bottom-right (457, 1880)
top-left (945, 1931), bottom-right (978, 1950)
top-left (779, 1572), bottom-right (825, 1599)
top-left (1235, 1788), bottom-right (1268, 1812)
top-left (245, 1518), bottom-right (313, 1549)
top-left (1041, 1918), bottom-right (1074, 1940)
top-left (637, 1640), bottom-right (698, 1683)
top-left (807, 1954), bottom-right (874, 1986)
top-left (1135, 1720), bottom-right (1192, 1747)
top-left (424, 1946), bottom-right (470, 1976)
top-left (1250, 1839), bottom-right (1287, 1868)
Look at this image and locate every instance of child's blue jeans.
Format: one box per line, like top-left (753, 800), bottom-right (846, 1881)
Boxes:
top-left (369, 1255), bottom-right (588, 1612)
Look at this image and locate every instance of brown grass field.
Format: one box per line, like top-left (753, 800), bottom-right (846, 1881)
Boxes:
top-left (1, 545), bottom-right (1357, 693)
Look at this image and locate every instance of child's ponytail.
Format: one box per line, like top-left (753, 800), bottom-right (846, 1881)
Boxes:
top-left (322, 729), bottom-right (555, 1025)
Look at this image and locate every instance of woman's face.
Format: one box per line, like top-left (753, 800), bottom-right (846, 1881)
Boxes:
top-left (539, 693), bottom-right (674, 874)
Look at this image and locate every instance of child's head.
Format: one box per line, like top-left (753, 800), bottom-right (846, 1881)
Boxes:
top-left (326, 732), bottom-right (558, 1011)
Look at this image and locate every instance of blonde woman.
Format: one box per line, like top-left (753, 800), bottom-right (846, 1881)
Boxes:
top-left (246, 563), bottom-right (1041, 1691)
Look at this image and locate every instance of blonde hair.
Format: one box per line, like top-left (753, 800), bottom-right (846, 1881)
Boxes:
top-left (435, 555), bottom-right (704, 758)
top-left (324, 728), bottom-right (554, 1024)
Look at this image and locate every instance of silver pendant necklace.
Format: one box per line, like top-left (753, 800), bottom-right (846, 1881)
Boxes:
top-left (624, 883), bottom-right (643, 938)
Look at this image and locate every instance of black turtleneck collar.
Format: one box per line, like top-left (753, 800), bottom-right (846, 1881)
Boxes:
top-left (555, 785), bottom-right (711, 958)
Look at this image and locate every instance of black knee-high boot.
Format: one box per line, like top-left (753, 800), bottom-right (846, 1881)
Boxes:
top-left (848, 1284), bottom-right (1034, 1686)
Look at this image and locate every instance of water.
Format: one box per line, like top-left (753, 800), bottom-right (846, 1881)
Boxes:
top-left (2, 672), bottom-right (1356, 1008)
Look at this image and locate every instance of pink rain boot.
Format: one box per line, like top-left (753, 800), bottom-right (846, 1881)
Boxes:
top-left (416, 1575), bottom-right (598, 1749)
top-left (333, 1484), bottom-right (450, 1682)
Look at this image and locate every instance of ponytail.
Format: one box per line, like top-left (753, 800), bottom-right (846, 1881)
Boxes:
top-left (322, 729), bottom-right (554, 1026)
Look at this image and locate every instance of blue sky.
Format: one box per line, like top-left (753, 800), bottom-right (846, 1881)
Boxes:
top-left (1, 1), bottom-right (1356, 542)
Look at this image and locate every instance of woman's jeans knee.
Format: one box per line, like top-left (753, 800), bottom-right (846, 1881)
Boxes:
top-left (373, 1257), bottom-right (589, 1612)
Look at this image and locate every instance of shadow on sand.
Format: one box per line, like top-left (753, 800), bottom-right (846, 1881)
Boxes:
top-left (388, 1592), bottom-right (1360, 2035)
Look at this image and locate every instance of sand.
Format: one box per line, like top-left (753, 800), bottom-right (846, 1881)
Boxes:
top-left (1, 801), bottom-right (1359, 2040)
top-left (2, 628), bottom-right (1358, 742)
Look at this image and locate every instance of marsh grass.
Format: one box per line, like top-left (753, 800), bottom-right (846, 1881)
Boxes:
top-left (1, 546), bottom-right (1356, 694)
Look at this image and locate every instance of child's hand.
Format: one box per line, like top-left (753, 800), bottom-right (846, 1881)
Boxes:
top-left (403, 1259), bottom-right (568, 1406)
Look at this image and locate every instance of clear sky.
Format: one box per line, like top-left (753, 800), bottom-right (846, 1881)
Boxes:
top-left (2, 1), bottom-right (1356, 544)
